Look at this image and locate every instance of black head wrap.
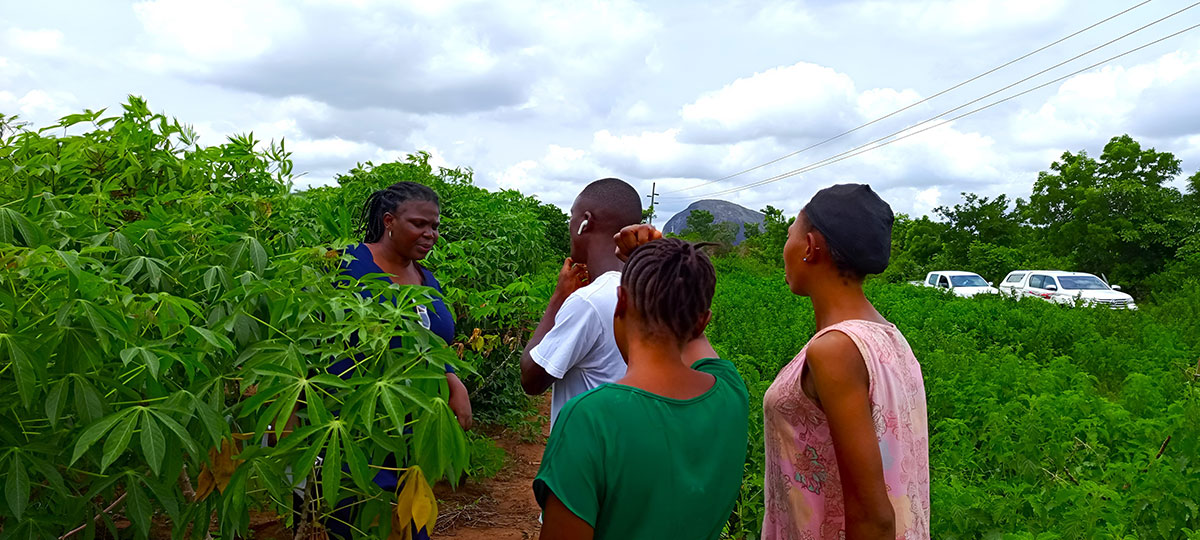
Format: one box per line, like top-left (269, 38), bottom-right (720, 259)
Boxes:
top-left (802, 183), bottom-right (894, 276)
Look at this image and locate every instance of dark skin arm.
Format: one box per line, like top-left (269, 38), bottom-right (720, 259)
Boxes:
top-left (803, 331), bottom-right (895, 540)
top-left (446, 372), bottom-right (472, 430)
top-left (521, 258), bottom-right (589, 395)
top-left (539, 491), bottom-right (595, 540)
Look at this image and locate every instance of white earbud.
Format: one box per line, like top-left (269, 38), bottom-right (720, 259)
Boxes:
top-left (577, 219), bottom-right (589, 235)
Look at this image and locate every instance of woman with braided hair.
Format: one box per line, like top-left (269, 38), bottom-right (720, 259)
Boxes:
top-left (534, 233), bottom-right (750, 540)
top-left (335, 181), bottom-right (471, 428)
top-left (308, 181), bottom-right (470, 540)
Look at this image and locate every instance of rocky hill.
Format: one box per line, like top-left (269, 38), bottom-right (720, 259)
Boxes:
top-left (663, 199), bottom-right (765, 245)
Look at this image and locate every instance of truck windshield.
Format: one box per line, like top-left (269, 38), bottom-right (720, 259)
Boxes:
top-left (950, 275), bottom-right (989, 287)
top-left (1057, 276), bottom-right (1109, 290)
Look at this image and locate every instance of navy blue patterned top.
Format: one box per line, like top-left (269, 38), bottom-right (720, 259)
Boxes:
top-left (329, 242), bottom-right (456, 377)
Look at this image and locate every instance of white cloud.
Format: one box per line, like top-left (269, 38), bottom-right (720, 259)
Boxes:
top-left (2, 0), bottom-right (1199, 223)
top-left (5, 28), bottom-right (64, 55)
top-left (680, 62), bottom-right (859, 144)
top-left (852, 0), bottom-right (1069, 36)
top-left (915, 186), bottom-right (943, 214)
top-left (1011, 49), bottom-right (1200, 147)
top-left (131, 0), bottom-right (299, 63)
top-left (857, 88), bottom-right (925, 119)
top-left (0, 90), bottom-right (78, 119)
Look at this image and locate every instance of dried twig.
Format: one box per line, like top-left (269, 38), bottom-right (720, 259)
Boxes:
top-left (178, 465), bottom-right (196, 501)
top-left (59, 493), bottom-right (127, 540)
top-left (434, 495), bottom-right (499, 534)
top-left (1141, 435), bottom-right (1172, 473)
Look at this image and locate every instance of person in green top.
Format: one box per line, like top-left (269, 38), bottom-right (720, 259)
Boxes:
top-left (533, 227), bottom-right (750, 540)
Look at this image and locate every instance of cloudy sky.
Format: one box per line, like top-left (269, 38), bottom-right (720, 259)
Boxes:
top-left (3, 0), bottom-right (1199, 220)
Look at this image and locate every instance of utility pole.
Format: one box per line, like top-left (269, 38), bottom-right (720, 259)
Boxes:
top-left (646, 182), bottom-right (658, 225)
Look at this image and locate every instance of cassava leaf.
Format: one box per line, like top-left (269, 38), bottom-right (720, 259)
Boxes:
top-left (5, 456), bottom-right (29, 520)
top-left (141, 412), bottom-right (166, 477)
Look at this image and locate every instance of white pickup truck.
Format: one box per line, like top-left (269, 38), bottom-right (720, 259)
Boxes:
top-left (997, 270), bottom-right (1137, 310)
top-left (910, 271), bottom-right (999, 297)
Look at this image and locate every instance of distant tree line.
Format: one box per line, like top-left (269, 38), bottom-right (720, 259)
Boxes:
top-left (678, 135), bottom-right (1200, 300)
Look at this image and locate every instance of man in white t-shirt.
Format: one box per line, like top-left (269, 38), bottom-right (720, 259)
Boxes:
top-left (521, 178), bottom-right (643, 427)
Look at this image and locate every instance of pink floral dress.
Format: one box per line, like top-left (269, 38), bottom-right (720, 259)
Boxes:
top-left (762, 320), bottom-right (930, 539)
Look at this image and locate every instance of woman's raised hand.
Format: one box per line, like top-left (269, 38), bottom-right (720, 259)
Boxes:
top-left (614, 224), bottom-right (663, 262)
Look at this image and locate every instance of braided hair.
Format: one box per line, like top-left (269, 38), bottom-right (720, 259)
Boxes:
top-left (357, 181), bottom-right (440, 243)
top-left (621, 238), bottom-right (717, 344)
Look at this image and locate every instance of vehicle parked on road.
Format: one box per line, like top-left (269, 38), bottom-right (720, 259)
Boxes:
top-left (997, 270), bottom-right (1137, 310)
top-left (910, 271), bottom-right (1000, 297)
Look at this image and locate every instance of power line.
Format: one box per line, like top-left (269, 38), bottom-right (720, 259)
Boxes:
top-left (662, 0), bottom-right (1155, 194)
top-left (668, 21), bottom-right (1200, 201)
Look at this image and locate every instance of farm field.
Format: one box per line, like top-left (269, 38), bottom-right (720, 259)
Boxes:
top-left (706, 258), bottom-right (1199, 539)
top-left (2, 102), bottom-right (1199, 539)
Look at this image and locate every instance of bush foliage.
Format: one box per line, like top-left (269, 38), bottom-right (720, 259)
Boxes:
top-left (709, 258), bottom-right (1200, 539)
top-left (0, 99), bottom-right (563, 539)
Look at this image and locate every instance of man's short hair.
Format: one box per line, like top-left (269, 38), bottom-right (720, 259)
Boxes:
top-left (577, 178), bottom-right (642, 232)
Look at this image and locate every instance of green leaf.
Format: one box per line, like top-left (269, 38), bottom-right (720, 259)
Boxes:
top-left (113, 231), bottom-right (135, 256)
top-left (310, 373), bottom-right (353, 389)
top-left (202, 266), bottom-right (222, 291)
top-left (381, 390), bottom-right (411, 435)
top-left (120, 346), bottom-right (139, 366)
top-left (271, 424), bottom-right (322, 455)
top-left (189, 394), bottom-right (227, 447)
top-left (144, 476), bottom-right (180, 521)
top-left (219, 464), bottom-right (250, 536)
top-left (100, 415), bottom-right (137, 472)
top-left (322, 427), bottom-right (343, 510)
top-left (71, 410), bottom-right (131, 465)
top-left (121, 257), bottom-right (146, 285)
top-left (5, 456), bottom-right (29, 520)
top-left (3, 336), bottom-right (36, 408)
top-left (126, 478), bottom-right (151, 539)
top-left (30, 456), bottom-right (65, 494)
top-left (141, 413), bottom-right (166, 477)
top-left (145, 258), bottom-right (164, 288)
top-left (292, 427), bottom-right (330, 486)
top-left (188, 325), bottom-right (234, 351)
top-left (45, 379), bottom-right (68, 428)
top-left (306, 383), bottom-right (332, 425)
top-left (56, 250), bottom-right (82, 277)
top-left (248, 237), bottom-right (267, 275)
top-left (389, 382), bottom-right (435, 414)
top-left (0, 207), bottom-right (42, 246)
top-left (412, 399), bottom-right (468, 487)
top-left (226, 239), bottom-right (248, 271)
top-left (141, 348), bottom-right (162, 379)
top-left (148, 409), bottom-right (199, 457)
top-left (343, 430), bottom-right (373, 493)
top-left (75, 378), bottom-right (105, 424)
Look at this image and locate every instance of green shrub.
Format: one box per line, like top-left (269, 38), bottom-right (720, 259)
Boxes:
top-left (710, 257), bottom-right (1200, 539)
top-left (0, 99), bottom-right (563, 539)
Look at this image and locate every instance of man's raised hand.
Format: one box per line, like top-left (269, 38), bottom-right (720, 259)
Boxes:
top-left (554, 257), bottom-right (590, 299)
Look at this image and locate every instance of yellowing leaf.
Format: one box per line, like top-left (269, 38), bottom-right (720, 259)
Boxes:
top-left (193, 436), bottom-right (246, 501)
top-left (388, 466), bottom-right (438, 540)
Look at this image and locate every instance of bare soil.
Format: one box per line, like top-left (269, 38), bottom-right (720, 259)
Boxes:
top-left (432, 397), bottom-right (549, 539)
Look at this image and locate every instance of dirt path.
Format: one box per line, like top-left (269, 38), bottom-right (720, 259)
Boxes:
top-left (432, 397), bottom-right (550, 539)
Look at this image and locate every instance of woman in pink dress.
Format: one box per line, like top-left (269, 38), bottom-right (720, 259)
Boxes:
top-left (762, 184), bottom-right (929, 539)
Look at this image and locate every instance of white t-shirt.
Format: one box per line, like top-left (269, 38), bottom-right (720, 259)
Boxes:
top-left (530, 271), bottom-right (627, 427)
